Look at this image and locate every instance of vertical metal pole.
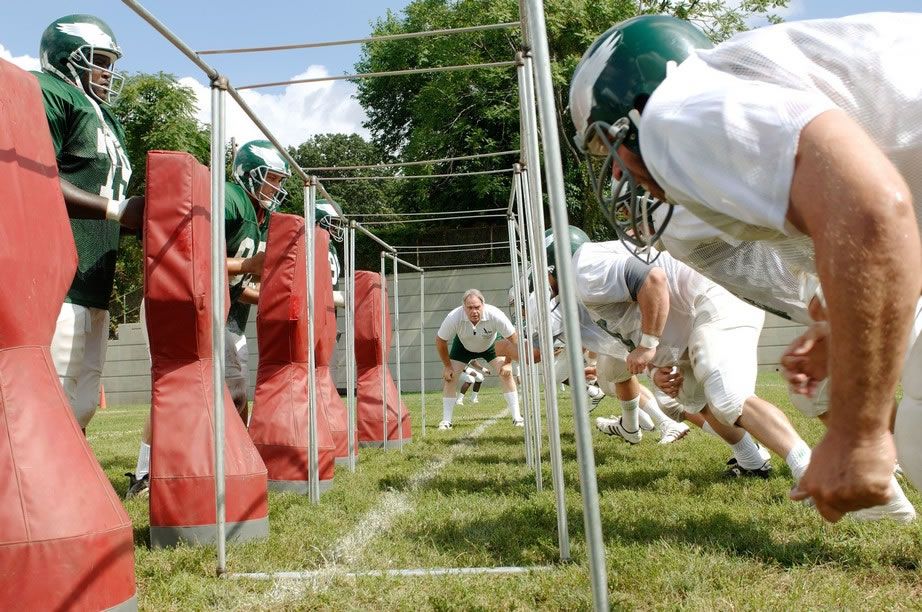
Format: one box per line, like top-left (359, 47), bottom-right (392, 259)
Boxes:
top-left (393, 255), bottom-right (404, 451)
top-left (524, 1), bottom-right (609, 608)
top-left (209, 80), bottom-right (227, 575)
top-left (306, 178), bottom-right (319, 503)
top-left (380, 252), bottom-right (388, 446)
top-left (515, 183), bottom-right (543, 489)
top-left (346, 222), bottom-right (356, 471)
top-left (507, 209), bottom-right (534, 470)
top-left (420, 271), bottom-right (426, 436)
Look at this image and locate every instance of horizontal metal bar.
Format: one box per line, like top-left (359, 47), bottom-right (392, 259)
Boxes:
top-left (225, 565), bottom-right (555, 580)
top-left (320, 168), bottom-right (513, 182)
top-left (393, 240), bottom-right (510, 249)
top-left (314, 182), bottom-right (343, 214)
top-left (396, 244), bottom-right (509, 254)
top-left (353, 208), bottom-right (502, 218)
top-left (121, 0), bottom-right (217, 80)
top-left (306, 150), bottom-right (519, 172)
top-left (238, 61), bottom-right (517, 90)
top-left (198, 22), bottom-right (520, 55)
top-left (382, 251), bottom-right (424, 273)
top-left (424, 261), bottom-right (511, 270)
top-left (354, 221), bottom-right (396, 252)
top-left (360, 213), bottom-right (507, 226)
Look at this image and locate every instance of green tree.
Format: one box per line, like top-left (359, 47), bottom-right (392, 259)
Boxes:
top-left (108, 72), bottom-right (211, 330)
top-left (355, 0), bottom-right (788, 241)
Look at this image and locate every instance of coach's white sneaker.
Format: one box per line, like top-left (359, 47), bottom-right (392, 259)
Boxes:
top-left (512, 417), bottom-right (525, 427)
top-left (849, 479), bottom-right (917, 524)
top-left (437, 420), bottom-right (453, 431)
top-left (658, 421), bottom-right (690, 445)
top-left (595, 416), bottom-right (642, 444)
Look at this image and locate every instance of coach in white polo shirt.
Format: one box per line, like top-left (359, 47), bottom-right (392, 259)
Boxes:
top-left (435, 289), bottom-right (520, 430)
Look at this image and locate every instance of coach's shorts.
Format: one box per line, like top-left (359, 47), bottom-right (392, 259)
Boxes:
top-left (51, 303), bottom-right (110, 428)
top-left (449, 336), bottom-right (496, 364)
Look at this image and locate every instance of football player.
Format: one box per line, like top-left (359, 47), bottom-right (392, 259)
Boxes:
top-left (569, 13), bottom-right (922, 521)
top-left (544, 228), bottom-right (813, 485)
top-left (126, 139), bottom-right (288, 498)
top-left (455, 360), bottom-right (488, 406)
top-left (35, 14), bottom-right (144, 432)
top-left (435, 289), bottom-right (520, 429)
top-left (315, 198), bottom-right (345, 307)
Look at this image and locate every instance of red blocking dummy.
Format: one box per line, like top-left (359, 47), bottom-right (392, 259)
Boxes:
top-left (0, 60), bottom-right (136, 611)
top-left (250, 215), bottom-right (336, 492)
top-left (145, 151), bottom-right (268, 547)
top-left (353, 271), bottom-right (412, 448)
top-left (313, 230), bottom-right (351, 461)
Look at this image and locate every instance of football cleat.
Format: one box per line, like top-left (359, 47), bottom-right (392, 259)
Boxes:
top-left (723, 457), bottom-right (772, 479)
top-left (124, 472), bottom-right (149, 499)
top-left (658, 421), bottom-right (689, 445)
top-left (595, 416), bottom-right (641, 444)
top-left (587, 385), bottom-right (605, 411)
top-left (437, 420), bottom-right (453, 431)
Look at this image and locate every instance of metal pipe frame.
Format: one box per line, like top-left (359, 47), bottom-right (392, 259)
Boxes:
top-left (518, 51), bottom-right (572, 561)
top-left (318, 168), bottom-right (513, 182)
top-left (379, 253), bottom-right (388, 446)
top-left (238, 61), bottom-right (517, 91)
top-left (396, 245), bottom-right (508, 256)
top-left (354, 221), bottom-right (397, 253)
top-left (420, 262), bottom-right (511, 270)
top-left (523, 1), bottom-right (609, 608)
top-left (345, 223), bottom-right (357, 471)
top-left (359, 214), bottom-right (507, 226)
top-left (306, 179), bottom-right (320, 503)
top-left (209, 78), bottom-right (227, 576)
top-left (198, 22), bottom-right (521, 55)
top-left (306, 150), bottom-right (519, 173)
top-left (393, 240), bottom-right (509, 250)
top-left (383, 252), bottom-right (424, 273)
top-left (355, 208), bottom-right (502, 218)
top-left (506, 213), bottom-right (534, 471)
top-left (419, 271), bottom-right (426, 437)
top-left (392, 255), bottom-right (403, 450)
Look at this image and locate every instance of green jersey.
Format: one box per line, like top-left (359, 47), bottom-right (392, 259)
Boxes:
top-left (225, 182), bottom-right (269, 331)
top-left (34, 71), bottom-right (132, 309)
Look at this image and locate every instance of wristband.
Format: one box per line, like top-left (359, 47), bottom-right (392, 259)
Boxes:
top-left (639, 333), bottom-right (660, 349)
top-left (106, 198), bottom-right (129, 222)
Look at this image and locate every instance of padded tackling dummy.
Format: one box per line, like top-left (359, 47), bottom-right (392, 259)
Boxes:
top-left (353, 271), bottom-right (412, 448)
top-left (313, 229), bottom-right (352, 463)
top-left (145, 151), bottom-right (268, 547)
top-left (0, 59), bottom-right (137, 611)
top-left (250, 216), bottom-right (336, 492)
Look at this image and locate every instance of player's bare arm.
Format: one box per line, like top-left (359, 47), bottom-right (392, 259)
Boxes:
top-left (59, 179), bottom-right (144, 230)
top-left (788, 109), bottom-right (920, 519)
top-left (627, 266), bottom-right (669, 374)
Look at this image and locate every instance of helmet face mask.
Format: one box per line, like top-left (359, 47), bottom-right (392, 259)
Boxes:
top-left (315, 200), bottom-right (345, 242)
top-left (40, 15), bottom-right (125, 104)
top-left (233, 141), bottom-right (291, 212)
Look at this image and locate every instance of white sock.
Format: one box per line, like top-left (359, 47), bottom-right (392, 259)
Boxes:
top-left (639, 395), bottom-right (676, 429)
top-left (620, 396), bottom-right (640, 432)
top-left (442, 397), bottom-right (456, 423)
top-left (136, 442), bottom-right (151, 479)
top-left (504, 391), bottom-right (522, 421)
top-left (471, 391), bottom-right (478, 401)
top-left (701, 421), bottom-right (718, 437)
top-left (785, 439), bottom-right (812, 482)
top-left (731, 433), bottom-right (765, 470)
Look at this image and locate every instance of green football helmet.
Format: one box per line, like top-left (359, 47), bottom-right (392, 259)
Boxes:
top-left (315, 198), bottom-right (345, 242)
top-left (569, 15), bottom-right (711, 253)
top-left (544, 226), bottom-right (590, 280)
top-left (40, 14), bottom-right (124, 104)
top-left (233, 140), bottom-right (291, 212)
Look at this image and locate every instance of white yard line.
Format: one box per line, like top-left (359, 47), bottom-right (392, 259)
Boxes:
top-left (238, 409), bottom-right (510, 604)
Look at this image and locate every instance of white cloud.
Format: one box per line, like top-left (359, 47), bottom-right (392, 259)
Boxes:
top-left (0, 44), bottom-right (40, 72)
top-left (179, 65), bottom-right (369, 149)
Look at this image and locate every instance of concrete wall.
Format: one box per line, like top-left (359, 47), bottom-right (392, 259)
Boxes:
top-left (101, 264), bottom-right (805, 405)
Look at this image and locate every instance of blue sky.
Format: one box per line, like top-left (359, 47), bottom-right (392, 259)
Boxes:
top-left (3, 1), bottom-right (919, 145)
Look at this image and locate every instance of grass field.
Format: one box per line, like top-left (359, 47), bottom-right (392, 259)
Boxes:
top-left (88, 372), bottom-right (922, 610)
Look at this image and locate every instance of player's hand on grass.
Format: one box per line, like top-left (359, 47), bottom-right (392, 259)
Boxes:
top-left (627, 346), bottom-right (656, 375)
top-left (791, 426), bottom-right (895, 522)
top-left (781, 321), bottom-right (829, 397)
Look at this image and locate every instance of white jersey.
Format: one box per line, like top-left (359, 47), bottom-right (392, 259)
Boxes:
top-left (437, 303), bottom-right (515, 353)
top-left (572, 241), bottom-right (711, 366)
top-left (656, 206), bottom-right (817, 324)
top-left (547, 295), bottom-right (628, 360)
top-left (641, 12), bottom-right (922, 241)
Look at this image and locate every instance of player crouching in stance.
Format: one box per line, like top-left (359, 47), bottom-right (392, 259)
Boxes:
top-left (545, 227), bottom-right (812, 483)
top-left (435, 289), bottom-right (521, 429)
top-left (455, 360), bottom-right (489, 406)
